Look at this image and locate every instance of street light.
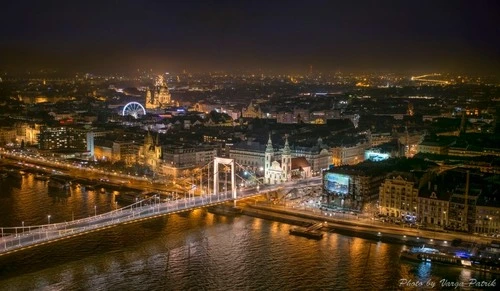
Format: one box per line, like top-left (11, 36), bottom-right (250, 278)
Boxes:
top-left (94, 205), bottom-right (97, 216)
top-left (47, 215), bottom-right (51, 224)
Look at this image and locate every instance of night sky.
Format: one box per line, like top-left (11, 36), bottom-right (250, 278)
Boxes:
top-left (1, 0), bottom-right (499, 73)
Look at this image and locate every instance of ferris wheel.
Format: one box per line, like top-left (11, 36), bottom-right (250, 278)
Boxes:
top-left (122, 102), bottom-right (146, 119)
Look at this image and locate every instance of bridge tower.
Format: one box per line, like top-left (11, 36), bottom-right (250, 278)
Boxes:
top-left (213, 157), bottom-right (237, 206)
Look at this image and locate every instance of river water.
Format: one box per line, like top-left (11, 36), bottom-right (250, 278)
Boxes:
top-left (0, 174), bottom-right (496, 290)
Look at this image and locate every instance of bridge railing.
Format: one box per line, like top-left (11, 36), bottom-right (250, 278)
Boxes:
top-left (0, 192), bottom-right (237, 254)
top-left (0, 180), bottom-right (316, 254)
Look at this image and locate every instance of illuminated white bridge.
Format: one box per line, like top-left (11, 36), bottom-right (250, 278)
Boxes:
top-left (0, 157), bottom-right (321, 256)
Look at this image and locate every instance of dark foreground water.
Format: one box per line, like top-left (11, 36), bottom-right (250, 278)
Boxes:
top-left (0, 174), bottom-right (496, 290)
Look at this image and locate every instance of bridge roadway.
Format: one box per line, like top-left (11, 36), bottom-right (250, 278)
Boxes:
top-left (0, 178), bottom-right (322, 256)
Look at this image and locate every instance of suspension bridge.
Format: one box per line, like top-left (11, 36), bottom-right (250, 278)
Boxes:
top-left (0, 157), bottom-right (321, 256)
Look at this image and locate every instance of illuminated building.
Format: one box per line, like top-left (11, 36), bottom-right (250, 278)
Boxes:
top-left (321, 159), bottom-right (428, 211)
top-left (475, 204), bottom-right (500, 235)
top-left (264, 134), bottom-right (292, 185)
top-left (94, 140), bottom-right (113, 161)
top-left (330, 142), bottom-right (368, 166)
top-left (112, 141), bottom-right (140, 165)
top-left (242, 101), bottom-right (263, 118)
top-left (145, 75), bottom-right (173, 110)
top-left (0, 127), bottom-right (16, 145)
top-left (38, 126), bottom-right (87, 151)
top-left (379, 173), bottom-right (419, 219)
top-left (161, 144), bottom-right (217, 177)
top-left (230, 137), bottom-right (328, 182)
top-left (290, 138), bottom-right (330, 175)
top-left (139, 131), bottom-right (162, 170)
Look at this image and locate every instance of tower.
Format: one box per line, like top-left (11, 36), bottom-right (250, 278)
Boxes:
top-left (145, 89), bottom-right (155, 109)
top-left (155, 132), bottom-right (162, 159)
top-left (264, 134), bottom-right (274, 184)
top-left (142, 131), bottom-right (161, 171)
top-left (281, 135), bottom-right (291, 182)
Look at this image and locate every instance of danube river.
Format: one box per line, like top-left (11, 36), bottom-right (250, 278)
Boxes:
top-left (0, 174), bottom-right (496, 290)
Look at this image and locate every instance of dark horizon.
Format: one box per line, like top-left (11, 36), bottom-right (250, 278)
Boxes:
top-left (1, 0), bottom-right (499, 74)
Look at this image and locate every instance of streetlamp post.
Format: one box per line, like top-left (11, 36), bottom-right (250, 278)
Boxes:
top-left (47, 215), bottom-right (51, 225)
top-left (94, 205), bottom-right (97, 217)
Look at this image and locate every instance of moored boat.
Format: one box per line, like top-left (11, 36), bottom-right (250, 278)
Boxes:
top-left (400, 246), bottom-right (471, 266)
top-left (48, 177), bottom-right (70, 189)
top-left (289, 227), bottom-right (324, 240)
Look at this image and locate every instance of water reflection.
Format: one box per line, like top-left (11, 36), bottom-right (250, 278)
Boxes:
top-left (0, 173), bottom-right (121, 226)
top-left (0, 173), bottom-right (497, 290)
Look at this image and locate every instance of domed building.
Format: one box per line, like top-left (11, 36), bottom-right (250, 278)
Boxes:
top-left (145, 75), bottom-right (173, 110)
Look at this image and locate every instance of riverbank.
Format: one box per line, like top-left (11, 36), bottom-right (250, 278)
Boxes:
top-left (238, 201), bottom-right (493, 251)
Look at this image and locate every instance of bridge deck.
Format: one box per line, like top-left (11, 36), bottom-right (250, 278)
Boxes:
top-left (0, 178), bottom-right (321, 256)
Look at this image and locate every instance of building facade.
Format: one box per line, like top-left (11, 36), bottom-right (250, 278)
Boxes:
top-left (379, 174), bottom-right (419, 220)
top-left (38, 126), bottom-right (87, 151)
top-left (331, 142), bottom-right (369, 166)
top-left (418, 185), bottom-right (450, 229)
top-left (229, 141), bottom-right (267, 172)
top-left (474, 205), bottom-right (500, 235)
top-left (112, 141), bottom-right (140, 165)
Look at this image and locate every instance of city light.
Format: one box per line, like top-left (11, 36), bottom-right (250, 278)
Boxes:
top-left (0, 2), bottom-right (497, 288)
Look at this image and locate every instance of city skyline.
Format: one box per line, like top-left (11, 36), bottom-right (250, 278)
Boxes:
top-left (1, 0), bottom-right (499, 74)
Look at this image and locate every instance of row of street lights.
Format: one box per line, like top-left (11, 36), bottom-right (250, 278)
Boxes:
top-left (45, 204), bottom-right (99, 226)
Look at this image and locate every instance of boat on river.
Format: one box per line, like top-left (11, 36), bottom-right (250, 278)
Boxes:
top-left (289, 227), bottom-right (324, 240)
top-left (400, 246), bottom-right (471, 266)
top-left (48, 176), bottom-right (70, 189)
top-left (400, 245), bottom-right (500, 274)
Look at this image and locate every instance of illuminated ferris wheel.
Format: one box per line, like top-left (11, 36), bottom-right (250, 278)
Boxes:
top-left (122, 102), bottom-right (146, 119)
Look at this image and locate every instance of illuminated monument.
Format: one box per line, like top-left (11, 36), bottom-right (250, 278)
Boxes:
top-left (145, 75), bottom-right (172, 110)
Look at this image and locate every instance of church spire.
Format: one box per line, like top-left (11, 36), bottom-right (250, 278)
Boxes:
top-left (266, 133), bottom-right (274, 153)
top-left (282, 134), bottom-right (291, 155)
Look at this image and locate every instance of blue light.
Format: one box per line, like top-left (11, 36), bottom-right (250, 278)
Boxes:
top-left (455, 251), bottom-right (471, 259)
